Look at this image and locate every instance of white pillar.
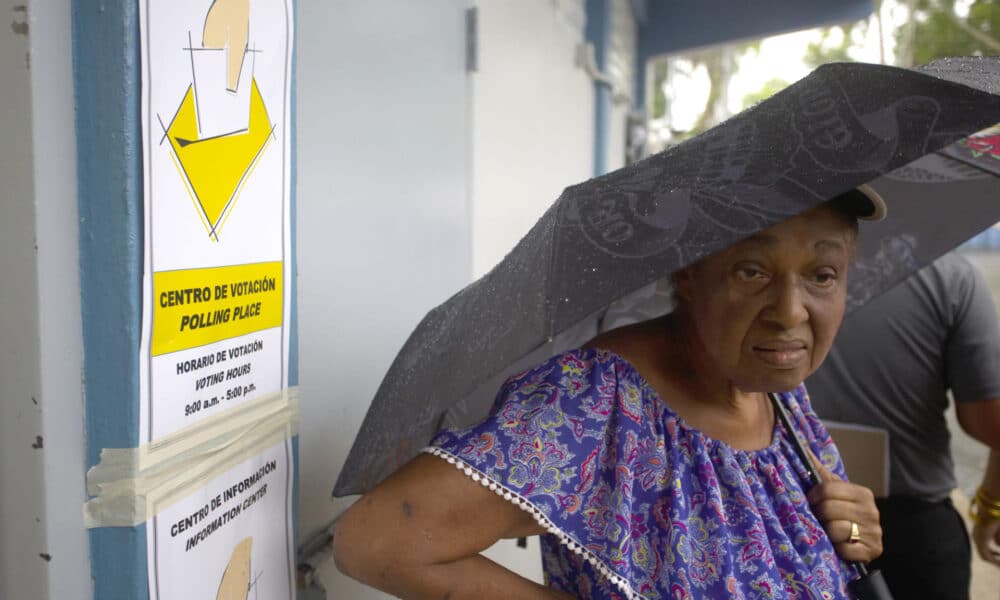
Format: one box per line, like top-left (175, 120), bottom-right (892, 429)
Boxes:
top-left (0, 1), bottom-right (91, 598)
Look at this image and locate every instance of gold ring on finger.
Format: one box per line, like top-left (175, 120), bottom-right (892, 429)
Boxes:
top-left (848, 521), bottom-right (861, 544)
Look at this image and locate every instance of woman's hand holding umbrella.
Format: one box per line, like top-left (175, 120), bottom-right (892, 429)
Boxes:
top-left (806, 450), bottom-right (884, 564)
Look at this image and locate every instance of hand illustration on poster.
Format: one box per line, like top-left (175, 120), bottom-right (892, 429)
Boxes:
top-left (217, 537), bottom-right (253, 600)
top-left (203, 0), bottom-right (250, 93)
top-left (160, 0), bottom-right (274, 242)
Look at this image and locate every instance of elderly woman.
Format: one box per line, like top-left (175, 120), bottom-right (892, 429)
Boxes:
top-left (333, 190), bottom-right (885, 599)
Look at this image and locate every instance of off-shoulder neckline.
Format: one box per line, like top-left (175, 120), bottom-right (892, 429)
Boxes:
top-left (568, 346), bottom-right (788, 456)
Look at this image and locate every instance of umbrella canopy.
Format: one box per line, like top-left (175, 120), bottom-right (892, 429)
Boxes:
top-left (334, 57), bottom-right (1000, 497)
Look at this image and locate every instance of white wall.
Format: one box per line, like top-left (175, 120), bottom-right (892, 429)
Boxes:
top-left (471, 0), bottom-right (594, 277)
top-left (0, 1), bottom-right (90, 598)
top-left (0, 2), bottom-right (47, 595)
top-left (296, 2), bottom-right (474, 598)
top-left (464, 0), bottom-right (599, 576)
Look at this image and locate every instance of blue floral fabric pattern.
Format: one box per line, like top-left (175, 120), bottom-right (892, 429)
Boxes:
top-left (425, 348), bottom-right (854, 599)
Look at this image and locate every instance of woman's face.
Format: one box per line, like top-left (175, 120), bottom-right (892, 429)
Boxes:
top-left (674, 205), bottom-right (856, 393)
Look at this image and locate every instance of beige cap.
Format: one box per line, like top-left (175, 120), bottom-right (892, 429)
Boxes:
top-left (832, 184), bottom-right (888, 222)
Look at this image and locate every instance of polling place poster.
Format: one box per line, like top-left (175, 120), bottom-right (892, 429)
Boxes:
top-left (138, 1), bottom-right (294, 598)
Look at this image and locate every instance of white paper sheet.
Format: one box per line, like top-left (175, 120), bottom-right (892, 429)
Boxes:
top-left (138, 2), bottom-right (294, 597)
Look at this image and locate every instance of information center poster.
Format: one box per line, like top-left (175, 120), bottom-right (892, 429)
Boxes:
top-left (148, 441), bottom-right (295, 600)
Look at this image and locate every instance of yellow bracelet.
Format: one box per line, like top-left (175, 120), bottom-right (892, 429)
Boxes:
top-left (971, 487), bottom-right (1000, 524)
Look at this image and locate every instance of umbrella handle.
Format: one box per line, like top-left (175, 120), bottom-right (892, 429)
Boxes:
top-left (848, 569), bottom-right (894, 600)
top-left (767, 393), bottom-right (895, 600)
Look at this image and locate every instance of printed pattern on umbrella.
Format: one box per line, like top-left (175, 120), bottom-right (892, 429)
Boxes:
top-left (941, 123), bottom-right (1000, 176)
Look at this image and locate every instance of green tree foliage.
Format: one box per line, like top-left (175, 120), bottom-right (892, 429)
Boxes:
top-left (649, 41), bottom-right (761, 133)
top-left (647, 1), bottom-right (999, 146)
top-left (742, 78), bottom-right (791, 109)
top-left (740, 21), bottom-right (864, 114)
top-left (804, 24), bottom-right (862, 68)
top-left (896, 0), bottom-right (1000, 66)
top-left (650, 60), bottom-right (669, 120)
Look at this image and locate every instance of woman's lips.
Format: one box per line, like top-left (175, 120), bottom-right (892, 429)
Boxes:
top-left (752, 341), bottom-right (807, 368)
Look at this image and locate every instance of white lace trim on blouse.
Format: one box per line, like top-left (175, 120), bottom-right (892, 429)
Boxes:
top-left (422, 446), bottom-right (645, 600)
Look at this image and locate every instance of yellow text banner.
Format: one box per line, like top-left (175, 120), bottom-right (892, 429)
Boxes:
top-left (152, 262), bottom-right (283, 356)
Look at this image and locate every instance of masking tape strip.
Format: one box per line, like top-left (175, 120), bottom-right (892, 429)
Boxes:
top-left (84, 387), bottom-right (299, 528)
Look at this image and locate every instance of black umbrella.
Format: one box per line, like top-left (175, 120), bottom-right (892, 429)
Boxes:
top-left (334, 57), bottom-right (1000, 499)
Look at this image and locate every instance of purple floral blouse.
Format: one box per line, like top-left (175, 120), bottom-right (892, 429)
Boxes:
top-left (424, 348), bottom-right (855, 599)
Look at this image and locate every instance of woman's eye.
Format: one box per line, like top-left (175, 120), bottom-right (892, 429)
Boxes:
top-left (736, 267), bottom-right (765, 281)
top-left (812, 271), bottom-right (837, 286)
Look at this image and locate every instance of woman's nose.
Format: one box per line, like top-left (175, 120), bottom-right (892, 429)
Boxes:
top-left (763, 274), bottom-right (809, 330)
